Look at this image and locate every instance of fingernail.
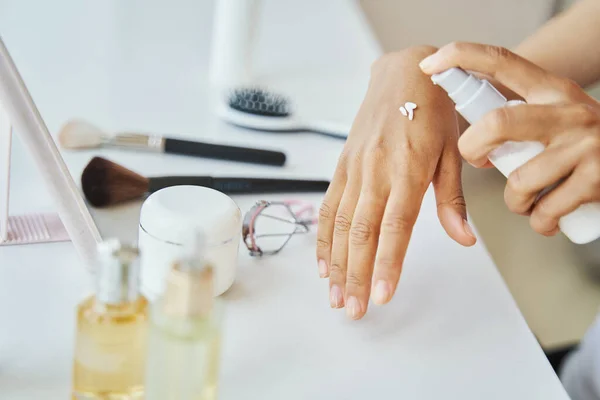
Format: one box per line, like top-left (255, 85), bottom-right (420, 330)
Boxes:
top-left (372, 280), bottom-right (391, 305)
top-left (419, 54), bottom-right (436, 71)
top-left (543, 226), bottom-right (560, 236)
top-left (318, 259), bottom-right (328, 278)
top-left (463, 219), bottom-right (476, 240)
top-left (346, 296), bottom-right (362, 320)
top-left (330, 285), bottom-right (344, 308)
top-left (470, 159), bottom-right (489, 168)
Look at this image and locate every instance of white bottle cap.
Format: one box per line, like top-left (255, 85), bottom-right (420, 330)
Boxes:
top-left (432, 67), bottom-right (507, 124)
top-left (431, 67), bottom-right (470, 96)
top-left (140, 186), bottom-right (240, 246)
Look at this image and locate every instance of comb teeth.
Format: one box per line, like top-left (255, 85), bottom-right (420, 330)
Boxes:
top-left (0, 213), bottom-right (69, 245)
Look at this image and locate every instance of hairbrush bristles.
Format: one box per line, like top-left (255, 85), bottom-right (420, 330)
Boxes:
top-left (228, 88), bottom-right (291, 117)
top-left (81, 157), bottom-right (149, 207)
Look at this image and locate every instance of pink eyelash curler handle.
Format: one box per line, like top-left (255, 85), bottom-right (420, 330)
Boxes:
top-left (284, 200), bottom-right (318, 224)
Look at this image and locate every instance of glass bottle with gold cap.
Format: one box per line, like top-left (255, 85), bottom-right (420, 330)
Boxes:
top-left (145, 230), bottom-right (223, 400)
top-left (72, 239), bottom-right (148, 400)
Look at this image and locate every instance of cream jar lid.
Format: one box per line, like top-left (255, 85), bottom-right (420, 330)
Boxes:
top-left (139, 186), bottom-right (242, 246)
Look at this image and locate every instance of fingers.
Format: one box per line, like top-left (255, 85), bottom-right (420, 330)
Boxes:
top-left (530, 157), bottom-right (600, 235)
top-left (433, 143), bottom-right (476, 246)
top-left (328, 181), bottom-right (361, 309)
top-left (419, 42), bottom-right (563, 101)
top-left (370, 180), bottom-right (425, 306)
top-left (459, 104), bottom-right (599, 167)
top-left (316, 159), bottom-right (348, 278)
top-left (504, 143), bottom-right (581, 215)
top-left (344, 190), bottom-right (387, 319)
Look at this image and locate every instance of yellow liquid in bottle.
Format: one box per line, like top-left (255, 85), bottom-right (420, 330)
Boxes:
top-left (145, 305), bottom-right (222, 400)
top-left (72, 296), bottom-right (148, 400)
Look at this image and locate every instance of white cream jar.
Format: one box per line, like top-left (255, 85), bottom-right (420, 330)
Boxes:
top-left (138, 185), bottom-right (241, 301)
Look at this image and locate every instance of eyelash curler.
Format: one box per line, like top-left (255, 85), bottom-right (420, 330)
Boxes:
top-left (242, 199), bottom-right (318, 256)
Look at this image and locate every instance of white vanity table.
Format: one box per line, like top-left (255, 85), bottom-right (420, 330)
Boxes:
top-left (0, 0), bottom-right (570, 398)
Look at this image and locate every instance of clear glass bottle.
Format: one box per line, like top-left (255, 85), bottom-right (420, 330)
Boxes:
top-left (72, 239), bottom-right (148, 400)
top-left (145, 231), bottom-right (223, 400)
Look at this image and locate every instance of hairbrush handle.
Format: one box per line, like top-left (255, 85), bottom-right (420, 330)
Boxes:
top-left (164, 138), bottom-right (286, 166)
top-left (147, 176), bottom-right (329, 194)
top-left (306, 120), bottom-right (350, 140)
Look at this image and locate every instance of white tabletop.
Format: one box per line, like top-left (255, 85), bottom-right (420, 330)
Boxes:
top-left (0, 0), bottom-right (569, 399)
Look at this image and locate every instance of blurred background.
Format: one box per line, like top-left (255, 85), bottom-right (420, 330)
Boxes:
top-left (360, 0), bottom-right (600, 349)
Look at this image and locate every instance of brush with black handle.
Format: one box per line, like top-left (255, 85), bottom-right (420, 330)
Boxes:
top-left (59, 119), bottom-right (287, 166)
top-left (82, 157), bottom-right (330, 207)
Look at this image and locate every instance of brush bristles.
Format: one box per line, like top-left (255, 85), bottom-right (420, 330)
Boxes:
top-left (81, 157), bottom-right (150, 207)
top-left (228, 87), bottom-right (290, 117)
top-left (58, 120), bottom-right (105, 149)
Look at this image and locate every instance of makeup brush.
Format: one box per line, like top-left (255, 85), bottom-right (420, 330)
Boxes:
top-left (58, 119), bottom-right (287, 166)
top-left (81, 157), bottom-right (330, 208)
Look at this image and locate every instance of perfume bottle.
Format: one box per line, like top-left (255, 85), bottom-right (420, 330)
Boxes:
top-left (145, 231), bottom-right (223, 400)
top-left (72, 239), bottom-right (148, 400)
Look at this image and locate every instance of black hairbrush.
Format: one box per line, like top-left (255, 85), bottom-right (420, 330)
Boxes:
top-left (219, 87), bottom-right (349, 139)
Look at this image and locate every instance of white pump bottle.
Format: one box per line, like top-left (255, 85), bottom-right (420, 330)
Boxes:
top-left (432, 67), bottom-right (600, 244)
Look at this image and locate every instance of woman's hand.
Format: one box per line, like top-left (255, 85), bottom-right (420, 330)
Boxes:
top-left (420, 42), bottom-right (600, 236)
top-left (316, 46), bottom-right (477, 320)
